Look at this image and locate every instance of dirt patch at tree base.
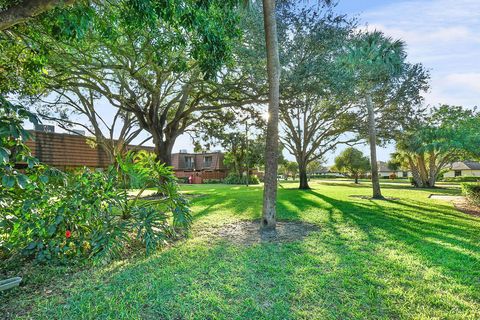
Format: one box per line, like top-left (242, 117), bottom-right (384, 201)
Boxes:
top-left (429, 194), bottom-right (480, 216)
top-left (453, 199), bottom-right (480, 216)
top-left (196, 220), bottom-right (320, 245)
top-left (349, 195), bottom-right (400, 201)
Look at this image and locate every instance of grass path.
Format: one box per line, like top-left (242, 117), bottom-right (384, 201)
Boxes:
top-left (2, 180), bottom-right (479, 319)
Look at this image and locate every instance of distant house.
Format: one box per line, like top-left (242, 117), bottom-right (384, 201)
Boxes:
top-left (170, 151), bottom-right (228, 183)
top-left (313, 167), bottom-right (345, 177)
top-left (443, 161), bottom-right (480, 178)
top-left (377, 161), bottom-right (409, 178)
top-left (25, 130), bottom-right (228, 183)
top-left (26, 130), bottom-right (153, 171)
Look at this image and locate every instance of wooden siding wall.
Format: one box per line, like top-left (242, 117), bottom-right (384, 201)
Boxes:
top-left (26, 131), bottom-right (154, 169)
top-left (26, 131), bottom-right (111, 169)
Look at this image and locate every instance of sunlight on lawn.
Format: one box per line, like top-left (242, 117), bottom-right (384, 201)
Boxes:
top-left (3, 181), bottom-right (480, 319)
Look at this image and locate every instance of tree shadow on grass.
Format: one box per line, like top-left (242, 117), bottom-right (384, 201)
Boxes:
top-left (306, 191), bottom-right (480, 286)
top-left (7, 185), bottom-right (480, 319)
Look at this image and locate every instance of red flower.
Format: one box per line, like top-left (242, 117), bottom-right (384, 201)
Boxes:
top-left (65, 230), bottom-right (72, 238)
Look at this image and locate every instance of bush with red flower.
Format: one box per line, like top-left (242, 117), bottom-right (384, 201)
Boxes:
top-left (1, 105), bottom-right (191, 263)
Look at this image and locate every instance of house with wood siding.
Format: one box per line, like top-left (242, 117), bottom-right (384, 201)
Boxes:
top-left (25, 130), bottom-right (228, 182)
top-left (171, 151), bottom-right (228, 182)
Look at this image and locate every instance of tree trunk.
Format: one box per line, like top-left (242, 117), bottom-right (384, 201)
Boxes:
top-left (366, 95), bottom-right (383, 199)
top-left (298, 163), bottom-right (310, 189)
top-left (417, 154), bottom-right (429, 187)
top-left (408, 156), bottom-right (423, 187)
top-left (154, 139), bottom-right (174, 166)
top-left (354, 173), bottom-right (359, 184)
top-left (428, 151), bottom-right (437, 187)
top-left (0, 0), bottom-right (76, 31)
top-left (261, 0), bottom-right (280, 230)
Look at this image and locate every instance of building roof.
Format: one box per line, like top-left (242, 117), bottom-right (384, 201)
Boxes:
top-left (26, 130), bottom-right (153, 168)
top-left (449, 161), bottom-right (480, 170)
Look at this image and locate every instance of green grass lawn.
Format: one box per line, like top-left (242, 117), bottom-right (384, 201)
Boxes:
top-left (2, 180), bottom-right (480, 319)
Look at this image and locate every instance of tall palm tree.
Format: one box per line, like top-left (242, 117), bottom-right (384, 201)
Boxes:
top-left (344, 31), bottom-right (406, 199)
top-left (260, 0), bottom-right (280, 229)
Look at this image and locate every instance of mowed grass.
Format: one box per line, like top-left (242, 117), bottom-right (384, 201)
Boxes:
top-left (2, 180), bottom-right (480, 319)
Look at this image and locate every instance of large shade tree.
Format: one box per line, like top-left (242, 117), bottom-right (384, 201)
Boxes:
top-left (9, 1), bottom-right (266, 166)
top-left (276, 3), bottom-right (356, 190)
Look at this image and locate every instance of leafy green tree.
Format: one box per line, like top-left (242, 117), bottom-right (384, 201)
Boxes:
top-left (334, 147), bottom-right (370, 184)
top-left (341, 31), bottom-right (407, 198)
top-left (387, 159), bottom-right (401, 171)
top-left (276, 3), bottom-right (356, 190)
top-left (0, 97), bottom-right (40, 188)
top-left (11, 1), bottom-right (257, 166)
top-left (395, 105), bottom-right (480, 187)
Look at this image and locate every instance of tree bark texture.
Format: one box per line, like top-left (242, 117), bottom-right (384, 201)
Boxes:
top-left (0, 0), bottom-right (76, 30)
top-left (261, 0), bottom-right (280, 230)
top-left (366, 94), bottom-right (383, 199)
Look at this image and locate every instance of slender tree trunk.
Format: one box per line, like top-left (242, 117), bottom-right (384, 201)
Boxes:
top-left (366, 95), bottom-right (383, 199)
top-left (417, 154), bottom-right (429, 187)
top-left (261, 0), bottom-right (280, 230)
top-left (354, 172), bottom-right (359, 184)
top-left (408, 156), bottom-right (423, 187)
top-left (428, 151), bottom-right (437, 187)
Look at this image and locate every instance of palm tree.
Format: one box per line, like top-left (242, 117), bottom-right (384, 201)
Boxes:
top-left (344, 31), bottom-right (406, 199)
top-left (260, 0), bottom-right (280, 229)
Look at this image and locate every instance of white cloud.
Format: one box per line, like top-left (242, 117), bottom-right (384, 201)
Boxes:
top-left (355, 0), bottom-right (480, 108)
top-left (444, 73), bottom-right (480, 92)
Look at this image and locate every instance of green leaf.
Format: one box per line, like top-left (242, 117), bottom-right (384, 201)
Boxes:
top-left (0, 147), bottom-right (10, 163)
top-left (47, 224), bottom-right (57, 236)
top-left (2, 175), bottom-right (15, 188)
top-left (16, 174), bottom-right (29, 189)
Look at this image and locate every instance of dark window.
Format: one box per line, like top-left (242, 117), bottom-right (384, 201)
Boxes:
top-left (184, 156), bottom-right (194, 169)
top-left (454, 170), bottom-right (462, 177)
top-left (204, 156), bottom-right (213, 168)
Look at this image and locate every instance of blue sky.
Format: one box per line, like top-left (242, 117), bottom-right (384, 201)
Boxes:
top-left (322, 0), bottom-right (480, 164)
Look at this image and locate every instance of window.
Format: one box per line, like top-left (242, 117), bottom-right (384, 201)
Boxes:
top-left (204, 156), bottom-right (213, 168)
top-left (184, 156), bottom-right (194, 169)
top-left (454, 170), bottom-right (462, 177)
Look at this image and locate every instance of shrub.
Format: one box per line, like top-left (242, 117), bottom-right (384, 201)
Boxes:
top-left (389, 173), bottom-right (397, 180)
top-left (461, 183), bottom-right (480, 207)
top-left (312, 174), bottom-right (343, 179)
top-left (443, 176), bottom-right (480, 182)
top-left (1, 151), bottom-right (191, 263)
top-left (177, 177), bottom-right (189, 184)
top-left (203, 179), bottom-right (222, 184)
top-left (223, 173), bottom-right (260, 185)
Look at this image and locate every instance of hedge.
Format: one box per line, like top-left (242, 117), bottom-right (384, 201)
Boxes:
top-left (461, 183), bottom-right (480, 206)
top-left (443, 176), bottom-right (480, 182)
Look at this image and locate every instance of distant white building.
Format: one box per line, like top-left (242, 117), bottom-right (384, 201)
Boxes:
top-left (444, 161), bottom-right (480, 178)
top-left (377, 161), bottom-right (410, 178)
